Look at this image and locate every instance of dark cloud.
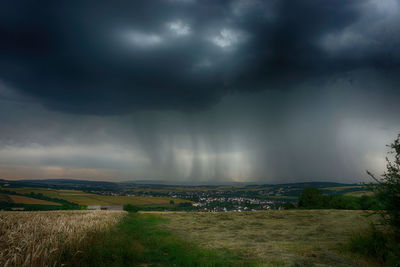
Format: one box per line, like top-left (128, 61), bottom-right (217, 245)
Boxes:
top-left (1, 0), bottom-right (399, 114)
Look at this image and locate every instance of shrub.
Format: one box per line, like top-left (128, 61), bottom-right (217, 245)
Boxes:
top-left (177, 202), bottom-right (192, 207)
top-left (347, 224), bottom-right (387, 263)
top-left (348, 134), bottom-right (400, 266)
top-left (367, 133), bottom-right (400, 239)
top-left (347, 224), bottom-right (400, 266)
top-left (123, 204), bottom-right (139, 213)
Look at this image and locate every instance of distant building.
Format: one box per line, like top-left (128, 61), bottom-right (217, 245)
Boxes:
top-left (11, 207), bottom-right (24, 211)
top-left (87, 205), bottom-right (123, 210)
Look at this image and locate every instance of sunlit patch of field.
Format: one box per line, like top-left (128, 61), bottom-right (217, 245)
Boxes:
top-left (0, 210), bottom-right (126, 266)
top-left (6, 194), bottom-right (61, 205)
top-left (159, 210), bottom-right (378, 266)
top-left (0, 187), bottom-right (189, 206)
top-left (344, 191), bottom-right (374, 197)
top-left (322, 185), bottom-right (365, 191)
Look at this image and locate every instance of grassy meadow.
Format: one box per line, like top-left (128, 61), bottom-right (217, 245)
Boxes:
top-left (0, 187), bottom-right (188, 206)
top-left (156, 210), bottom-right (378, 266)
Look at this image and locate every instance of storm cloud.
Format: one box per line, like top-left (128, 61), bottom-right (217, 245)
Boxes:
top-left (1, 0), bottom-right (399, 114)
top-left (0, 0), bottom-right (399, 183)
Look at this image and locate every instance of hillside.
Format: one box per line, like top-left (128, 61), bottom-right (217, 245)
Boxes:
top-left (0, 187), bottom-right (189, 206)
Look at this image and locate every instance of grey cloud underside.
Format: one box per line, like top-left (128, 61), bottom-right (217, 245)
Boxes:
top-left (1, 69), bottom-right (399, 182)
top-left (1, 0), bottom-right (399, 114)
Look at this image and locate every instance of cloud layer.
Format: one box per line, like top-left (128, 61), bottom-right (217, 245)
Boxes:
top-left (1, 0), bottom-right (399, 114)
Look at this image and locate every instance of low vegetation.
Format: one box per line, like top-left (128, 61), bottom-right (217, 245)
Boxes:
top-left (0, 210), bottom-right (125, 266)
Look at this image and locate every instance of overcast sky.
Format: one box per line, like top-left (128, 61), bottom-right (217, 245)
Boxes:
top-left (0, 0), bottom-right (399, 183)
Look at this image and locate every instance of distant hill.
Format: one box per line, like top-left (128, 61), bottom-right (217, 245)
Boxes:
top-left (270, 182), bottom-right (359, 188)
top-left (1, 179), bottom-right (120, 191)
top-left (1, 178), bottom-right (360, 189)
top-left (19, 179), bottom-right (118, 186)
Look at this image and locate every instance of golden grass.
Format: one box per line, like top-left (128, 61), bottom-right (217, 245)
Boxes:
top-left (0, 187), bottom-right (189, 206)
top-left (159, 210), bottom-right (378, 266)
top-left (0, 210), bottom-right (126, 266)
top-left (6, 195), bottom-right (61, 206)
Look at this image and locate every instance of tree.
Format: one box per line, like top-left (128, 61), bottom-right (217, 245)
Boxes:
top-left (368, 134), bottom-right (400, 240)
top-left (123, 204), bottom-right (139, 213)
top-left (169, 200), bottom-right (175, 205)
top-left (298, 187), bottom-right (324, 208)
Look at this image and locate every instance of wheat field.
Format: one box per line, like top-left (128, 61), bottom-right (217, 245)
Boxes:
top-left (0, 210), bottom-right (126, 266)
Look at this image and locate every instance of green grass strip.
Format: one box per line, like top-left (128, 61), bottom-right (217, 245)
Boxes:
top-left (63, 213), bottom-right (255, 267)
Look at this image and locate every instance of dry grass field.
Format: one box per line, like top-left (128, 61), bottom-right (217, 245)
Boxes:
top-left (6, 194), bottom-right (61, 205)
top-left (0, 187), bottom-right (189, 206)
top-left (0, 210), bottom-right (126, 266)
top-left (157, 210), bottom-right (378, 266)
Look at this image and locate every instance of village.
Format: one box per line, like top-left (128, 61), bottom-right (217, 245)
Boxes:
top-left (88, 187), bottom-right (298, 212)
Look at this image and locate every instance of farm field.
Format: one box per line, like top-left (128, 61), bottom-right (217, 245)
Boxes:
top-left (322, 185), bottom-right (365, 191)
top-left (0, 210), bottom-right (126, 266)
top-left (4, 194), bottom-right (61, 205)
top-left (0, 210), bottom-right (378, 266)
top-left (156, 210), bottom-right (377, 266)
top-left (0, 194), bottom-right (11, 202)
top-left (0, 187), bottom-right (189, 206)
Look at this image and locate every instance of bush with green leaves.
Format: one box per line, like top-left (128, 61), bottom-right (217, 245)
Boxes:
top-left (298, 188), bottom-right (376, 210)
top-left (368, 133), bottom-right (400, 239)
top-left (123, 204), bottom-right (139, 213)
top-left (347, 134), bottom-right (400, 266)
